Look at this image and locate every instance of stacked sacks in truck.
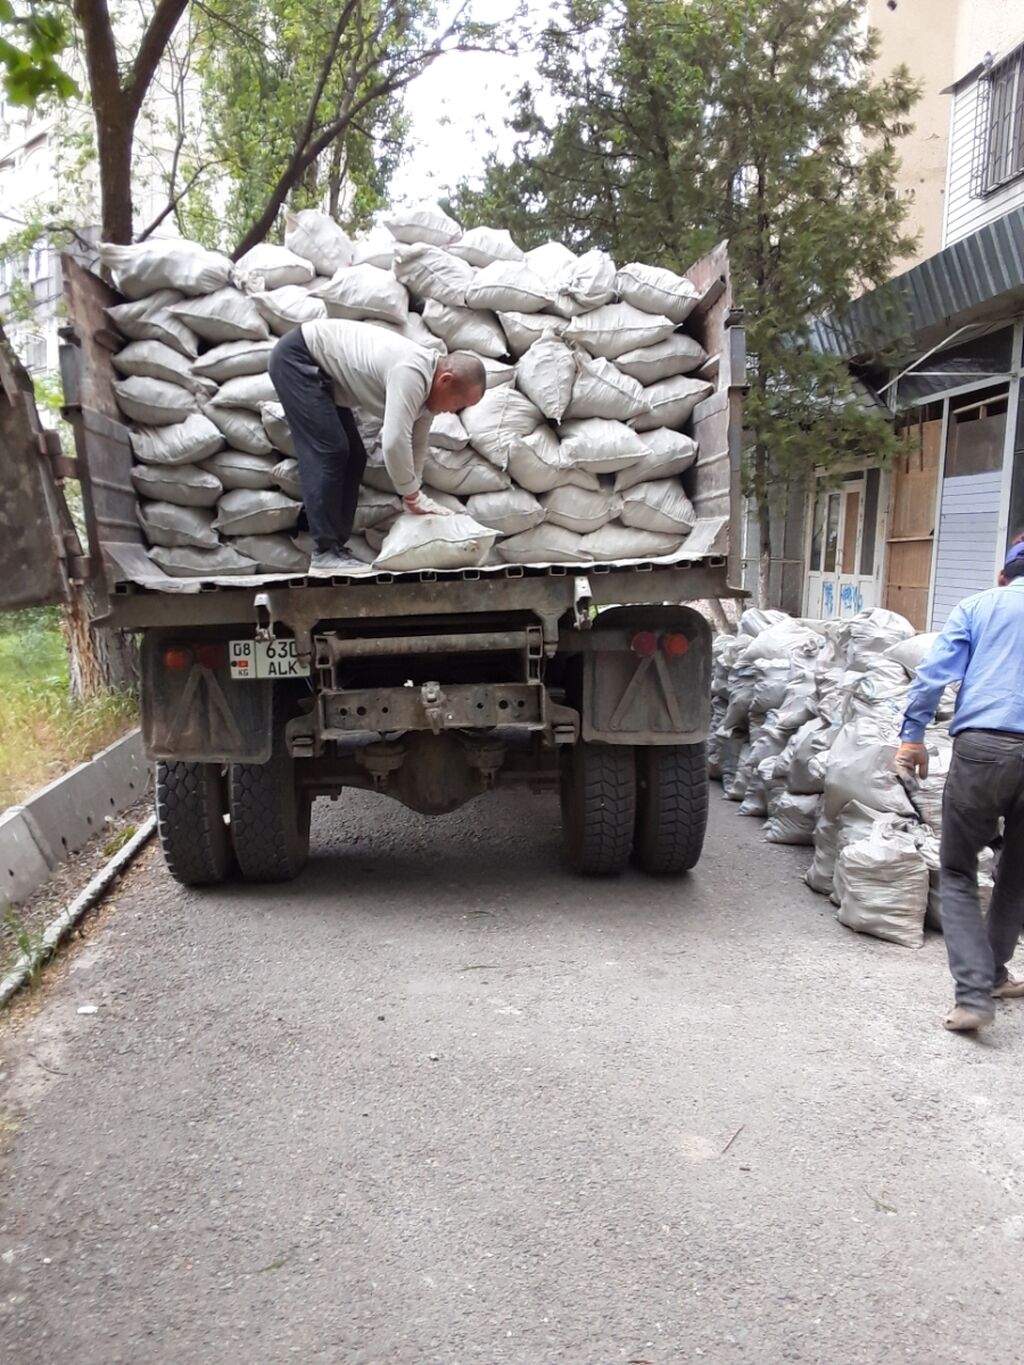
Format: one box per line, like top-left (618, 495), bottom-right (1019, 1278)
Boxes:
top-left (101, 203), bottom-right (714, 577)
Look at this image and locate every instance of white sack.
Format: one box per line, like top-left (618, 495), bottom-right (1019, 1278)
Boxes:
top-left (632, 376), bottom-right (714, 431)
top-left (107, 291), bottom-right (199, 358)
top-left (393, 241), bottom-right (475, 307)
top-left (579, 525), bottom-right (684, 561)
top-left (823, 712), bottom-right (916, 824)
top-left (620, 479), bottom-right (696, 534)
top-left (208, 372), bottom-right (278, 411)
top-left (466, 488), bottom-right (545, 535)
top-left (615, 334), bottom-right (707, 383)
top-left (368, 313), bottom-right (447, 355)
top-left (764, 793), bottom-right (820, 846)
top-left (614, 262), bottom-right (699, 323)
top-left (201, 449), bottom-right (279, 490)
top-left (557, 418), bottom-right (649, 473)
top-left (130, 412), bottom-right (224, 466)
top-left (498, 311), bottom-right (568, 357)
top-left (384, 202), bottom-right (462, 247)
top-left (557, 249), bottom-right (616, 312)
top-left (421, 446), bottom-right (512, 496)
top-left (613, 429), bottom-right (698, 491)
top-left (131, 462), bottom-right (222, 508)
top-left (192, 339), bottom-right (276, 382)
top-left (516, 334), bottom-right (576, 422)
top-left (465, 261), bottom-right (553, 313)
top-left (149, 544), bottom-right (258, 577)
top-left (252, 285), bottom-right (326, 335)
top-left (525, 241), bottom-right (577, 281)
top-left (901, 727), bottom-right (954, 832)
top-left (787, 718), bottom-right (833, 795)
top-left (835, 825), bottom-right (929, 949)
top-left (564, 303), bottom-right (675, 359)
top-left (139, 500), bottom-right (219, 549)
top-left (541, 485), bottom-right (620, 534)
top-left (506, 426), bottom-right (600, 495)
top-left (463, 386), bottom-right (542, 467)
top-left (422, 300), bottom-right (508, 357)
top-left (260, 402), bottom-right (296, 456)
top-left (374, 512), bottom-right (495, 572)
top-left (205, 404), bottom-right (273, 455)
top-left (495, 525), bottom-right (588, 564)
top-left (351, 228), bottom-right (395, 269)
top-left (284, 209), bottom-right (354, 277)
top-left (352, 489), bottom-right (402, 530)
top-left (228, 534), bottom-right (310, 574)
top-left (311, 264), bottom-right (409, 325)
top-left (214, 488), bottom-right (302, 535)
top-left (234, 243), bottom-right (315, 291)
top-left (169, 289), bottom-right (270, 343)
top-left (113, 339), bottom-right (198, 391)
top-left (430, 411), bottom-right (470, 451)
top-left (271, 457), bottom-right (302, 499)
top-left (565, 354), bottom-right (651, 421)
top-left (99, 239), bottom-right (233, 299)
top-left (885, 632), bottom-right (940, 678)
top-left (113, 376), bottom-right (197, 426)
top-left (839, 609), bottom-right (916, 673)
top-left (450, 226), bottom-right (524, 266)
top-left (479, 357), bottom-right (515, 387)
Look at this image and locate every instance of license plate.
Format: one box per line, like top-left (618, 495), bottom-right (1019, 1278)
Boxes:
top-left (229, 638), bottom-right (310, 680)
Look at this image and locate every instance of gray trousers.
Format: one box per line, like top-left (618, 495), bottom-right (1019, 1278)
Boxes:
top-left (940, 730), bottom-right (1024, 1012)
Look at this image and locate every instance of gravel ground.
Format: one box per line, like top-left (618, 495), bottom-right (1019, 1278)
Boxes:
top-left (1, 784), bottom-right (1022, 1364)
top-left (0, 798), bottom-right (154, 977)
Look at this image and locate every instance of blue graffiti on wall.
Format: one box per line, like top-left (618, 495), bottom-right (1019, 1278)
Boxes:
top-left (840, 582), bottom-right (865, 615)
top-left (822, 582), bottom-right (835, 617)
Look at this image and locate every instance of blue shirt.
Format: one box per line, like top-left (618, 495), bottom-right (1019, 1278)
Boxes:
top-left (900, 579), bottom-right (1024, 743)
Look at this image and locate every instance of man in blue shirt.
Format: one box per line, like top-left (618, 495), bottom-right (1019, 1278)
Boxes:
top-left (896, 541), bottom-right (1024, 1032)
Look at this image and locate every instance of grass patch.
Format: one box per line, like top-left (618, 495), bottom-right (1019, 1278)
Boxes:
top-left (0, 609), bottom-right (137, 813)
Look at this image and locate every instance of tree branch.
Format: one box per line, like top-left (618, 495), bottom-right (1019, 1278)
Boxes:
top-left (136, 160), bottom-right (223, 239)
top-left (125, 0), bottom-right (190, 118)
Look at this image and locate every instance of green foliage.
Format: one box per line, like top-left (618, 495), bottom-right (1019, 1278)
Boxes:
top-left (0, 0), bottom-right (78, 106)
top-left (452, 0), bottom-right (921, 596)
top-left (182, 0), bottom-right (429, 250)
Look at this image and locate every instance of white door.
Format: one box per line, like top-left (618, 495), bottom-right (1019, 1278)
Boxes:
top-left (805, 469), bottom-right (882, 619)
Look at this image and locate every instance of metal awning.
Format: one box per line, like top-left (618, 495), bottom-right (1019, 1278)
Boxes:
top-left (808, 206), bottom-right (1024, 364)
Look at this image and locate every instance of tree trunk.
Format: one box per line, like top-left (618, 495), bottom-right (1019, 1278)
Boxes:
top-left (752, 439), bottom-right (773, 609)
top-left (96, 116), bottom-right (135, 243)
top-left (61, 583), bottom-right (138, 701)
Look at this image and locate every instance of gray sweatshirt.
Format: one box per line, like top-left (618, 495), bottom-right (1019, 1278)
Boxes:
top-left (301, 319), bottom-right (438, 496)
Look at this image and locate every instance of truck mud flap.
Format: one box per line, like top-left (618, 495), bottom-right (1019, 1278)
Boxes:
top-left (140, 634), bottom-right (273, 764)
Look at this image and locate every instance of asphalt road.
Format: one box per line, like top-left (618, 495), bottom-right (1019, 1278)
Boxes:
top-left (2, 785), bottom-right (1023, 1365)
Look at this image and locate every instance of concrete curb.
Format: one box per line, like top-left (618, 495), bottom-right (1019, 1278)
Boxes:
top-left (0, 729), bottom-right (151, 908)
top-left (0, 814), bottom-right (156, 1007)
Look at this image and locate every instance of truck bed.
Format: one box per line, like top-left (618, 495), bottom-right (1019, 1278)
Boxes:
top-left (59, 242), bottom-right (743, 618)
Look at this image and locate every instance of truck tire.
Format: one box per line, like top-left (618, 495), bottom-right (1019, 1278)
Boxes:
top-left (155, 760), bottom-right (231, 887)
top-left (633, 743), bottom-right (709, 875)
top-left (228, 727), bottom-right (310, 883)
top-left (560, 742), bottom-right (636, 876)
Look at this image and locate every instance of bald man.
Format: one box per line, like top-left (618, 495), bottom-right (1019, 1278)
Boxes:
top-left (269, 318), bottom-right (486, 574)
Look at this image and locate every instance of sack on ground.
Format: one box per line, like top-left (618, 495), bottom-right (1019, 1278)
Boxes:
top-left (764, 792), bottom-right (821, 846)
top-left (374, 512), bottom-right (495, 572)
top-left (834, 824), bottom-right (929, 949)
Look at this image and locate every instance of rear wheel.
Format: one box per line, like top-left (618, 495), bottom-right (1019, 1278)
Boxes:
top-left (155, 760), bottom-right (231, 886)
top-left (633, 743), bottom-right (709, 875)
top-left (229, 715), bottom-right (311, 883)
top-left (560, 742), bottom-right (636, 876)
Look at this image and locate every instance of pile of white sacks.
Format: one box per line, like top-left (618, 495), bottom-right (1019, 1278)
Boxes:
top-left (99, 202), bottom-right (712, 577)
top-left (710, 608), bottom-right (993, 951)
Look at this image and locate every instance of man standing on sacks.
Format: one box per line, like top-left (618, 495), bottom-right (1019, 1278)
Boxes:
top-left (269, 318), bottom-right (486, 574)
top-left (896, 539), bottom-right (1024, 1033)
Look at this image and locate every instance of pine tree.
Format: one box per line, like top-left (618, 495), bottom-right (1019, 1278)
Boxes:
top-left (451, 0), bottom-right (920, 605)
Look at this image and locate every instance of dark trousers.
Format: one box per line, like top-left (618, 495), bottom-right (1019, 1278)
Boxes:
top-left (268, 328), bottom-right (367, 552)
top-left (940, 730), bottom-right (1024, 1012)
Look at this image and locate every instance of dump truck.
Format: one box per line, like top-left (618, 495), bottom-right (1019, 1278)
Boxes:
top-left (0, 242), bottom-right (744, 886)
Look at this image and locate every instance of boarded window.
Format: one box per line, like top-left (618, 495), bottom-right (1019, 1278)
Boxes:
top-left (945, 389), bottom-right (1008, 478)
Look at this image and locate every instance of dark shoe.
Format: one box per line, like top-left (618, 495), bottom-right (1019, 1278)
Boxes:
top-left (310, 549), bottom-right (370, 576)
top-left (943, 1005), bottom-right (995, 1032)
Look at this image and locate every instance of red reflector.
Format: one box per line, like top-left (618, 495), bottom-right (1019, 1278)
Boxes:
top-left (196, 643), bottom-right (226, 670)
top-left (163, 647), bottom-right (192, 673)
top-left (631, 630), bottom-right (658, 657)
top-left (663, 632), bottom-right (690, 658)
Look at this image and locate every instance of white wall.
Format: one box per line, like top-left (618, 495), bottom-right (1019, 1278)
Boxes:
top-left (944, 64), bottom-right (1024, 246)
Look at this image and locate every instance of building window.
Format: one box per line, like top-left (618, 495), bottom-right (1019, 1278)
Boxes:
top-left (945, 388), bottom-right (1008, 478)
top-left (979, 47), bottom-right (1024, 194)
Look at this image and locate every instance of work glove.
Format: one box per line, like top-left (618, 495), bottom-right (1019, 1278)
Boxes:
top-left (895, 741), bottom-right (929, 779)
top-left (402, 489), bottom-right (453, 517)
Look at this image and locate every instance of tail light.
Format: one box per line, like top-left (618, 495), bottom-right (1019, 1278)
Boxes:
top-left (162, 646), bottom-right (192, 673)
top-left (631, 630), bottom-right (658, 657)
top-left (663, 632), bottom-right (690, 658)
top-left (195, 642), bottom-right (227, 670)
